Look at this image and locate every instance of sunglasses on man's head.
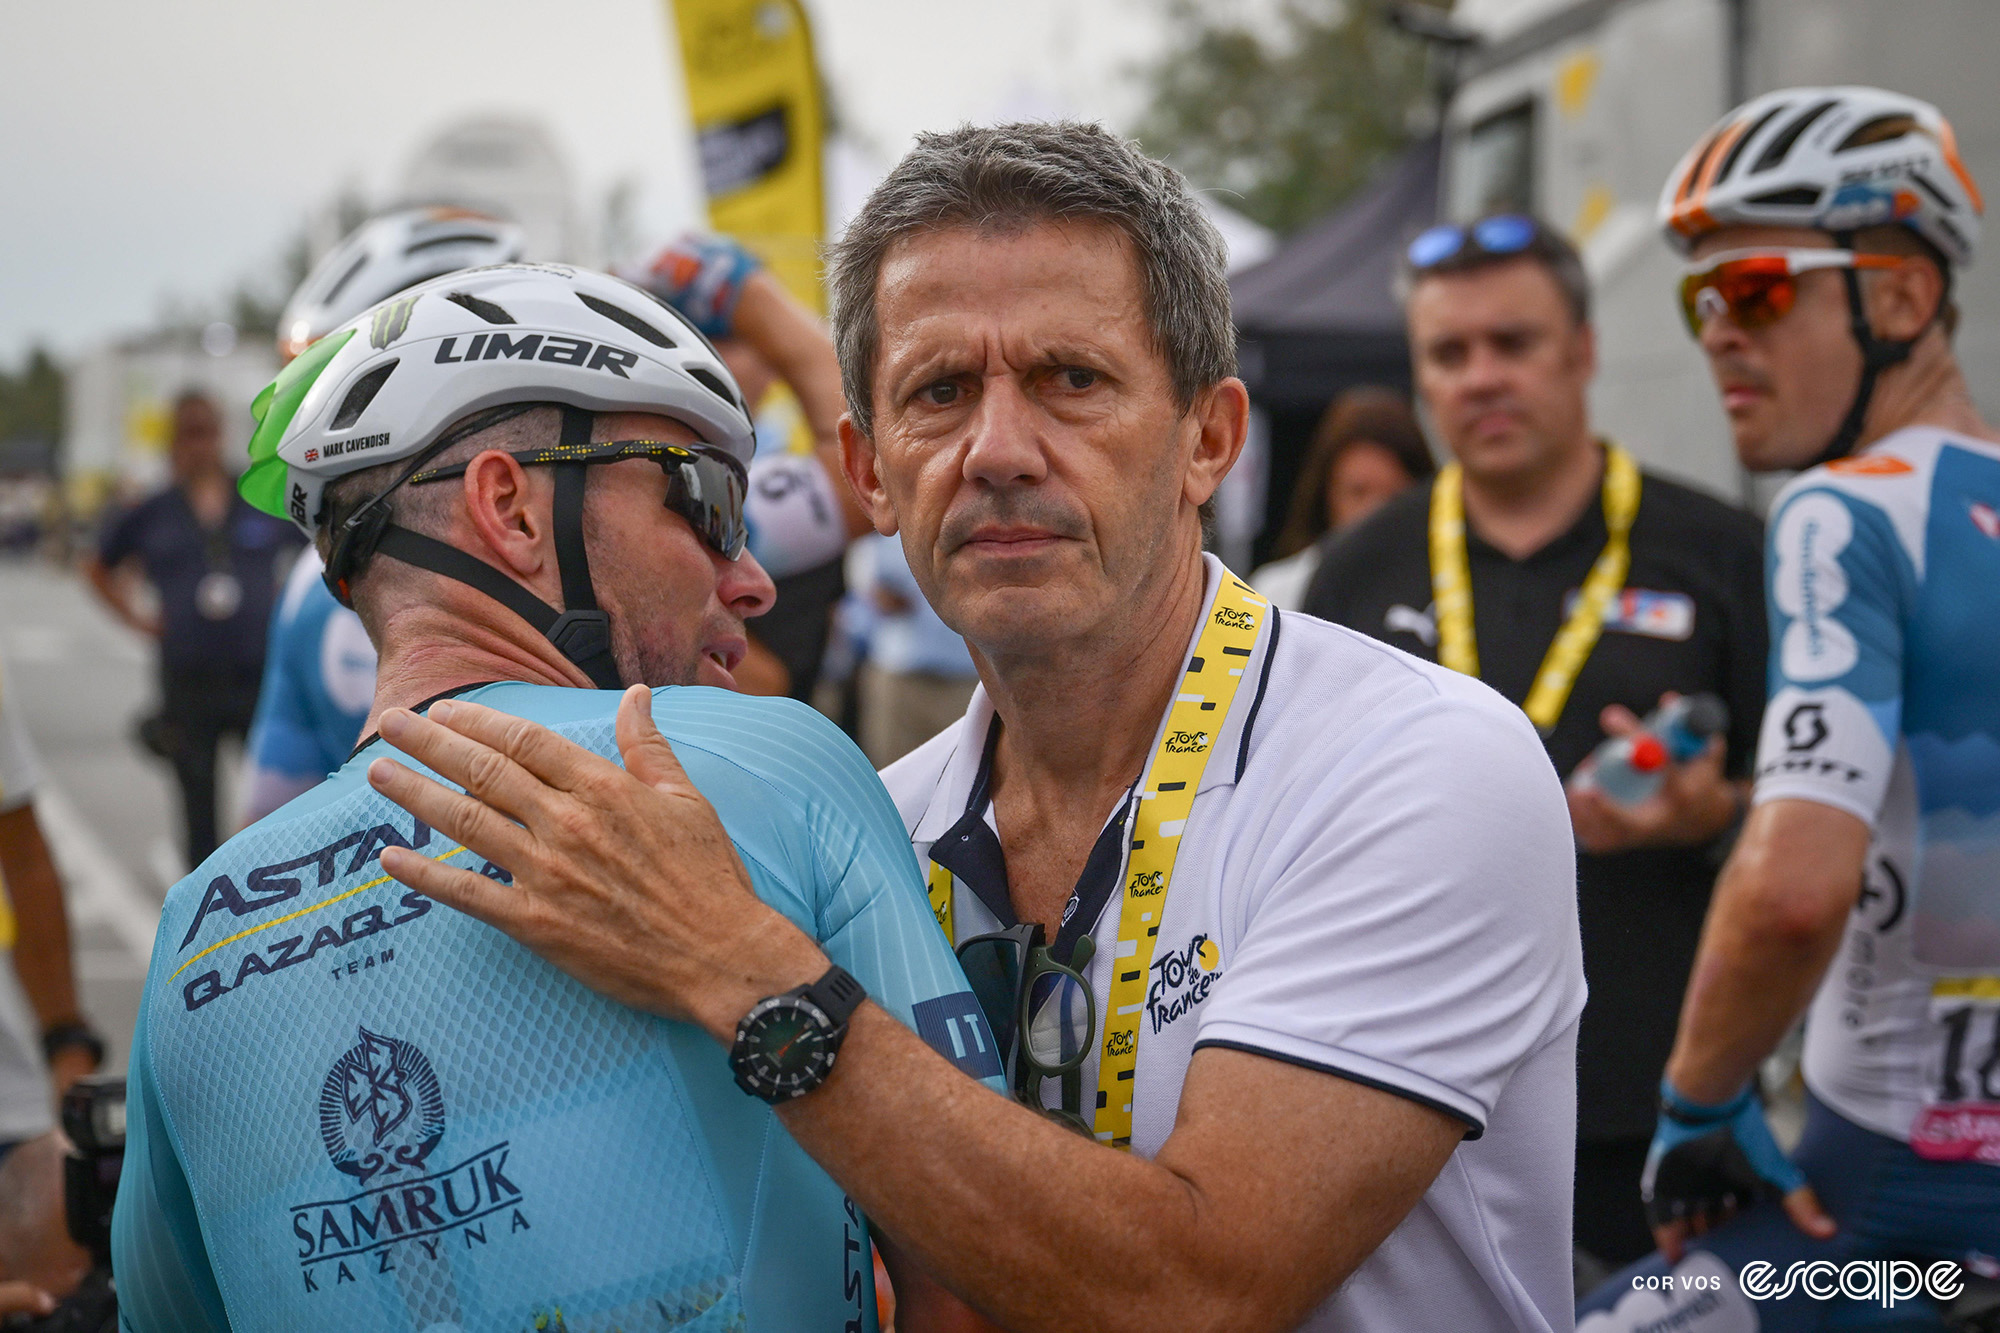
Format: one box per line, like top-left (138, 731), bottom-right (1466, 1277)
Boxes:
top-left (1405, 214), bottom-right (1544, 270)
top-left (410, 438), bottom-right (750, 560)
top-left (1677, 249), bottom-right (1906, 338)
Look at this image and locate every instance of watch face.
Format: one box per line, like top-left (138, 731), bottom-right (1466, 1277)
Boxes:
top-left (739, 1000), bottom-right (836, 1099)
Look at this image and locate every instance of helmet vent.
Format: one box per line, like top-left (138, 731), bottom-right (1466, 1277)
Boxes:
top-left (1678, 132), bottom-right (1723, 203)
top-left (1717, 103), bottom-right (1790, 184)
top-left (1745, 187), bottom-right (1820, 208)
top-left (687, 367), bottom-right (742, 413)
top-left (322, 253), bottom-right (371, 306)
top-left (1913, 173), bottom-right (1957, 213)
top-left (1752, 100), bottom-right (1839, 174)
top-left (330, 360), bottom-right (398, 430)
top-left (445, 291), bottom-right (517, 325)
top-left (578, 293), bottom-right (678, 348)
top-left (406, 231), bottom-right (503, 256)
top-left (1838, 115), bottom-right (1919, 153)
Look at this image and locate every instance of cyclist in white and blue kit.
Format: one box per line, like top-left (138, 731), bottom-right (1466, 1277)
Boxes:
top-left (111, 263), bottom-right (999, 1332)
top-left (1581, 86), bottom-right (2000, 1331)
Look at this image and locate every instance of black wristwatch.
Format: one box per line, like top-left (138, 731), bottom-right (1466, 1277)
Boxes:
top-left (729, 965), bottom-right (867, 1103)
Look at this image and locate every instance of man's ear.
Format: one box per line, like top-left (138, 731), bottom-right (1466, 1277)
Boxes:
top-left (1574, 318), bottom-right (1599, 382)
top-left (1182, 376), bottom-right (1250, 509)
top-left (1869, 257), bottom-right (1947, 342)
top-left (460, 450), bottom-right (553, 579)
top-left (838, 413), bottom-right (899, 536)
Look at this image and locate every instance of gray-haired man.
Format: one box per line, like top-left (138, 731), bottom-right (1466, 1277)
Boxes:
top-left (363, 123), bottom-right (1586, 1331)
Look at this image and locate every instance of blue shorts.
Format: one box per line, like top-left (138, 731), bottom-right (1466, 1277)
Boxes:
top-left (1577, 1093), bottom-right (2000, 1331)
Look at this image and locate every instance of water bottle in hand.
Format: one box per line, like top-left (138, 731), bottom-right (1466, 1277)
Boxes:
top-left (1587, 694), bottom-right (1730, 806)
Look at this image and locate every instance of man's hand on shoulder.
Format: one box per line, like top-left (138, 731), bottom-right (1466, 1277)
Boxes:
top-left (1569, 700), bottom-right (1743, 854)
top-left (366, 686), bottom-right (828, 1039)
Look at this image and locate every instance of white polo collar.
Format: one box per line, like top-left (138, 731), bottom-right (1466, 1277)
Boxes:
top-left (908, 553), bottom-right (1279, 847)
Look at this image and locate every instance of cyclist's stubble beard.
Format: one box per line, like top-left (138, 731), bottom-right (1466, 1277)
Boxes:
top-left (585, 493), bottom-right (745, 690)
top-left (1702, 286), bottom-right (1865, 473)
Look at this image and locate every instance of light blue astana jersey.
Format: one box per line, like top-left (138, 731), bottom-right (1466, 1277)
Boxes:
top-left (113, 682), bottom-right (1002, 1333)
top-left (1752, 428), bottom-right (2000, 1153)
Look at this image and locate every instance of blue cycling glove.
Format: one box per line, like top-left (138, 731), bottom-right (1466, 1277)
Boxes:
top-left (631, 232), bottom-right (764, 340)
top-left (1642, 1078), bottom-right (1805, 1229)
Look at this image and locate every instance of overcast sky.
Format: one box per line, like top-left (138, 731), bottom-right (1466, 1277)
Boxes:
top-left (0, 0), bottom-right (1166, 366)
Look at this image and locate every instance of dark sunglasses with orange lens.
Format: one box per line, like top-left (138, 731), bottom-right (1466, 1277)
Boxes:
top-left (1678, 249), bottom-right (1904, 337)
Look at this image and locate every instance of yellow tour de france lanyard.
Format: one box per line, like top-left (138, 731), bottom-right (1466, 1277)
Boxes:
top-left (927, 571), bottom-right (1268, 1149)
top-left (1429, 443), bottom-right (1641, 735)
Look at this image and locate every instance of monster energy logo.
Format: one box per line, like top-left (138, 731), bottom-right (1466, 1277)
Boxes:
top-left (370, 296), bottom-right (418, 349)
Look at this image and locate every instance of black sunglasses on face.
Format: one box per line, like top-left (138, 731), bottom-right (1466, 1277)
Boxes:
top-left (410, 438), bottom-right (750, 560)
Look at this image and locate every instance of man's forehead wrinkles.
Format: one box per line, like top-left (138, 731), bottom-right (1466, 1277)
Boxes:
top-left (879, 310), bottom-right (1131, 378)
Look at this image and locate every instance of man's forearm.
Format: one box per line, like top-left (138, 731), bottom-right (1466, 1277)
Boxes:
top-left (777, 1006), bottom-right (1289, 1333)
top-left (1664, 802), bottom-right (1866, 1102)
top-left (731, 272), bottom-right (872, 538)
top-left (83, 558), bottom-right (148, 635)
top-left (731, 272), bottom-right (847, 448)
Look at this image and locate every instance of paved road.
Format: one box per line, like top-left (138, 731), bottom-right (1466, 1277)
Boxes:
top-left (3, 554), bottom-right (198, 1074)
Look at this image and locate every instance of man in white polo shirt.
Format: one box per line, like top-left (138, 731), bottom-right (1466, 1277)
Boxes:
top-left (365, 121), bottom-right (1586, 1331)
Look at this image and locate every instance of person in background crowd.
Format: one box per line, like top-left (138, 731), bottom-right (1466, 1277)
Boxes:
top-left (1250, 387), bottom-right (1433, 608)
top-left (854, 531), bottom-right (978, 767)
top-left (627, 233), bottom-right (874, 701)
top-left (1303, 214), bottom-right (1767, 1274)
top-left (1581, 85), bottom-right (2000, 1333)
top-left (86, 390), bottom-right (302, 867)
top-left (0, 654), bottom-right (96, 1319)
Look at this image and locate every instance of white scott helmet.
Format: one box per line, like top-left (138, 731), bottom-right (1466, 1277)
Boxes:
top-left (277, 207), bottom-right (526, 362)
top-left (242, 263), bottom-right (756, 688)
top-left (1660, 86), bottom-right (1983, 266)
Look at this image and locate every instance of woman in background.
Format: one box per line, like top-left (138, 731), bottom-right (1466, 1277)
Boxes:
top-left (1251, 387), bottom-right (1434, 608)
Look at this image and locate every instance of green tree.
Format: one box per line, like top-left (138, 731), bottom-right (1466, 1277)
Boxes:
top-left (1133, 0), bottom-right (1446, 235)
top-left (0, 347), bottom-right (64, 444)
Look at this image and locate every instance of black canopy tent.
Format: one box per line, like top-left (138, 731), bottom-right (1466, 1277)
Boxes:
top-left (1230, 136), bottom-right (1440, 565)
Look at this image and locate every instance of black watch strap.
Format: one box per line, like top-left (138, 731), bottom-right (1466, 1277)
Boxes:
top-left (798, 965), bottom-right (866, 1028)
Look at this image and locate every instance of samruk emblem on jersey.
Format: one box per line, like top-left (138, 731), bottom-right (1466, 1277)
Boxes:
top-left (318, 1026), bottom-right (446, 1184)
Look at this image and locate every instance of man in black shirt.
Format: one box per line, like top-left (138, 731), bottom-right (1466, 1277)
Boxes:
top-left (87, 391), bottom-right (301, 867)
top-left (1302, 216), bottom-right (1766, 1270)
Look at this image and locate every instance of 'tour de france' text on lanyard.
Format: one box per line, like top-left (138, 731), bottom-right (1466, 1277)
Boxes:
top-left (926, 572), bottom-right (1267, 1149)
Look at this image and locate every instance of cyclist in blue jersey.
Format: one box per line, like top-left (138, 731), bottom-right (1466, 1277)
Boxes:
top-left (242, 227), bottom-right (870, 819)
top-left (111, 263), bottom-right (1002, 1333)
top-left (1579, 88), bottom-right (2000, 1331)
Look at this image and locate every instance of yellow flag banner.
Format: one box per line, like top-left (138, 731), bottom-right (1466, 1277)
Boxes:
top-left (670, 0), bottom-right (828, 313)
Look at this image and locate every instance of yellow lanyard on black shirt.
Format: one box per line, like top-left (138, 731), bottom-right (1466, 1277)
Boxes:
top-left (1429, 444), bottom-right (1640, 734)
